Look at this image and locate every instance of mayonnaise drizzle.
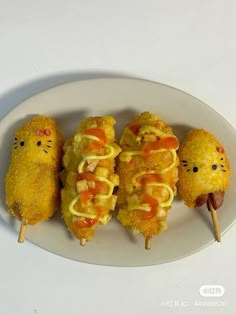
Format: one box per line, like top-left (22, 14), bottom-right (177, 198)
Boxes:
top-left (145, 182), bottom-right (174, 207)
top-left (69, 131), bottom-right (115, 219)
top-left (69, 195), bottom-right (96, 218)
top-left (120, 148), bottom-right (176, 173)
top-left (78, 145), bottom-right (114, 173)
top-left (123, 124), bottom-right (178, 215)
top-left (68, 175), bottom-right (115, 217)
top-left (131, 170), bottom-right (158, 187)
top-left (136, 125), bottom-right (172, 142)
top-left (119, 150), bottom-right (142, 162)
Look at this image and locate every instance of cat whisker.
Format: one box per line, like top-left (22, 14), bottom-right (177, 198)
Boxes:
top-left (43, 149), bottom-right (48, 154)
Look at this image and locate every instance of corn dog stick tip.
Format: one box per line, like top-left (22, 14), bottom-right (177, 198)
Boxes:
top-left (18, 219), bottom-right (28, 243)
top-left (80, 238), bottom-right (87, 246)
top-left (145, 236), bottom-right (152, 250)
top-left (208, 200), bottom-right (221, 242)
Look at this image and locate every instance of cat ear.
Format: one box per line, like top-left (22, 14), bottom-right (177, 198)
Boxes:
top-left (36, 129), bottom-right (52, 136)
top-left (37, 129), bottom-right (44, 136)
top-left (44, 129), bottom-right (51, 136)
top-left (216, 146), bottom-right (224, 153)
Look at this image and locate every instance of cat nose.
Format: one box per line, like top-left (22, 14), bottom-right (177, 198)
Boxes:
top-left (193, 166), bottom-right (198, 172)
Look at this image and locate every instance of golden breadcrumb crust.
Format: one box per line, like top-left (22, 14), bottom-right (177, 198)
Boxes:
top-left (116, 112), bottom-right (179, 238)
top-left (61, 116), bottom-right (121, 241)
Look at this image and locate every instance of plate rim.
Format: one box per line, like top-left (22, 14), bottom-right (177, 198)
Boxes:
top-left (1, 76), bottom-right (234, 132)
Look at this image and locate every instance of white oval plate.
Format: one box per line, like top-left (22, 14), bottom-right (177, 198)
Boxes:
top-left (0, 78), bottom-right (236, 266)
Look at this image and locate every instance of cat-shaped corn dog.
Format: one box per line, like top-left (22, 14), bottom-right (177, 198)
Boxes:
top-left (178, 129), bottom-right (230, 209)
top-left (5, 115), bottom-right (63, 242)
top-left (178, 129), bottom-right (230, 241)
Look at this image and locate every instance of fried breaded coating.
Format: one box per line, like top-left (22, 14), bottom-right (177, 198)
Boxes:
top-left (5, 116), bottom-right (63, 224)
top-left (116, 112), bottom-right (179, 240)
top-left (61, 116), bottom-right (121, 242)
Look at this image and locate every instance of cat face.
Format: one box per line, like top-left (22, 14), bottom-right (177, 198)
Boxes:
top-left (181, 150), bottom-right (227, 175)
top-left (178, 129), bottom-right (230, 207)
top-left (12, 116), bottom-right (62, 165)
top-left (13, 132), bottom-right (53, 155)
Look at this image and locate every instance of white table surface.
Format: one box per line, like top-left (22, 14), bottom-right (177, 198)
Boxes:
top-left (0, 1), bottom-right (236, 314)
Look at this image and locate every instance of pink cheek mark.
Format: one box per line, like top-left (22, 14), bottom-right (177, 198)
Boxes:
top-left (216, 146), bottom-right (224, 153)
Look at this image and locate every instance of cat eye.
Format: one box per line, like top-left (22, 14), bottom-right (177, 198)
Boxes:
top-left (20, 141), bottom-right (24, 146)
top-left (37, 141), bottom-right (42, 146)
top-left (212, 164), bottom-right (217, 170)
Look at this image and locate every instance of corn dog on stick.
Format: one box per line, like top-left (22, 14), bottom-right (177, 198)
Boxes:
top-left (178, 129), bottom-right (230, 241)
top-left (61, 116), bottom-right (121, 244)
top-left (116, 112), bottom-right (179, 249)
top-left (5, 116), bottom-right (63, 242)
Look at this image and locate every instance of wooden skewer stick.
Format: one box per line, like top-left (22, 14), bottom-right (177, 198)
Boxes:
top-left (145, 236), bottom-right (152, 250)
top-left (80, 238), bottom-right (87, 246)
top-left (18, 218), bottom-right (28, 243)
top-left (208, 200), bottom-right (221, 242)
